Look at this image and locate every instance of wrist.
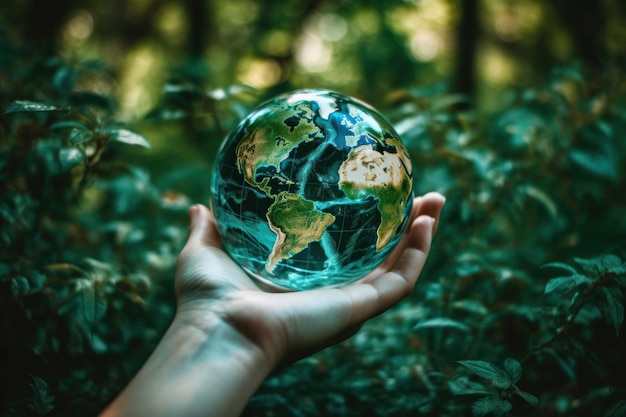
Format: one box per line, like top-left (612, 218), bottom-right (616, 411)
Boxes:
top-left (101, 301), bottom-right (273, 417)
top-left (172, 300), bottom-right (275, 374)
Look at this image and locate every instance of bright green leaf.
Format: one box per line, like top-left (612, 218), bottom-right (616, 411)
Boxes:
top-left (569, 148), bottom-right (617, 181)
top-left (69, 129), bottom-right (94, 145)
top-left (112, 129), bottom-right (151, 148)
top-left (413, 317), bottom-right (471, 332)
top-left (59, 147), bottom-right (85, 170)
top-left (4, 100), bottom-right (58, 114)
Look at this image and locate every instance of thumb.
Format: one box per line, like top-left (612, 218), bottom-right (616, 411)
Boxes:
top-left (187, 204), bottom-right (222, 248)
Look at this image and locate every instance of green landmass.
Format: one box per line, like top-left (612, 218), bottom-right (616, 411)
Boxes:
top-left (235, 103), bottom-right (323, 196)
top-left (339, 144), bottom-right (412, 250)
top-left (265, 191), bottom-right (336, 273)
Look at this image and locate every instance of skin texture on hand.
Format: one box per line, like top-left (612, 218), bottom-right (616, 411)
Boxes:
top-left (100, 192), bottom-right (445, 417)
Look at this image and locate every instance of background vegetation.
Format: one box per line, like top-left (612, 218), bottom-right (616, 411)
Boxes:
top-left (1, 0), bottom-right (625, 415)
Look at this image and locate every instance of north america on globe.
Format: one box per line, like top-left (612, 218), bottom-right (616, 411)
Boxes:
top-left (211, 89), bottom-right (413, 291)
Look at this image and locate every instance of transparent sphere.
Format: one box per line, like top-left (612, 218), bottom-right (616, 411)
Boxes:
top-left (211, 90), bottom-right (413, 291)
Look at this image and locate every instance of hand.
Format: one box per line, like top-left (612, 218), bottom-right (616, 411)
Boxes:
top-left (101, 192), bottom-right (445, 417)
top-left (175, 192), bottom-right (446, 368)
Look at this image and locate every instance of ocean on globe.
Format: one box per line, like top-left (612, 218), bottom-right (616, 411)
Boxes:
top-left (211, 89), bottom-right (413, 291)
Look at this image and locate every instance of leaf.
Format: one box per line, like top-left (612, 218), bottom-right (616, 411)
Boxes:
top-left (69, 128), bottom-right (94, 145)
top-left (27, 376), bottom-right (55, 416)
top-left (513, 390), bottom-right (539, 406)
top-left (600, 255), bottom-right (626, 274)
top-left (503, 358), bottom-right (521, 383)
top-left (601, 255), bottom-right (623, 269)
top-left (544, 349), bottom-right (576, 381)
top-left (605, 400), bottom-right (626, 417)
top-left (471, 397), bottom-right (512, 417)
top-left (59, 147), bottom-right (85, 170)
top-left (492, 376), bottom-right (512, 390)
top-left (53, 66), bottom-right (77, 94)
top-left (541, 262), bottom-right (578, 275)
top-left (456, 360), bottom-right (507, 380)
top-left (413, 317), bottom-right (471, 332)
top-left (520, 185), bottom-right (558, 218)
top-left (600, 287), bottom-right (624, 336)
top-left (11, 275), bottom-right (30, 297)
top-left (81, 282), bottom-right (108, 323)
top-left (574, 257), bottom-right (602, 276)
top-left (569, 147), bottom-right (617, 181)
top-left (46, 263), bottom-right (87, 274)
top-left (453, 299), bottom-right (489, 316)
top-left (544, 274), bottom-right (592, 297)
top-left (447, 377), bottom-right (490, 396)
top-left (4, 100), bottom-right (58, 114)
top-left (111, 129), bottom-right (151, 148)
top-left (51, 120), bottom-right (89, 131)
top-left (207, 83), bottom-right (256, 100)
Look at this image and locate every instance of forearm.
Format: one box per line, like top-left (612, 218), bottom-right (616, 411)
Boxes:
top-left (100, 311), bottom-right (272, 417)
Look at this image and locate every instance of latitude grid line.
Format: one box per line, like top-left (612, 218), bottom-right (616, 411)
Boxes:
top-left (222, 159), bottom-right (383, 272)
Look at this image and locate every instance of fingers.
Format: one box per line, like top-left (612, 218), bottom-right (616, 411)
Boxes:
top-left (415, 192), bottom-right (445, 235)
top-left (186, 204), bottom-right (222, 248)
top-left (338, 192), bottom-right (445, 325)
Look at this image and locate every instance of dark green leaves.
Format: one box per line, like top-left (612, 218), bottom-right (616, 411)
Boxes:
top-left (455, 358), bottom-right (538, 414)
top-left (544, 274), bottom-right (592, 297)
top-left (471, 397), bottom-right (512, 417)
top-left (605, 400), bottom-right (626, 417)
top-left (601, 287), bottom-right (624, 336)
top-left (457, 360), bottom-right (508, 381)
top-left (541, 255), bottom-right (626, 336)
top-left (503, 358), bottom-right (521, 384)
top-left (26, 376), bottom-right (55, 416)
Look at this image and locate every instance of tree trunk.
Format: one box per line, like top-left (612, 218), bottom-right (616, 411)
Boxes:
top-left (454, 0), bottom-right (479, 105)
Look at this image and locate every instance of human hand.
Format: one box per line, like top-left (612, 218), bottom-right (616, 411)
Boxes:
top-left (100, 192), bottom-right (444, 417)
top-left (174, 192), bottom-right (446, 368)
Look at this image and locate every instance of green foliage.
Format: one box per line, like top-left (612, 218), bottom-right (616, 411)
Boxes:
top-left (0, 38), bottom-right (187, 416)
top-left (238, 66), bottom-right (626, 417)
top-left (2, 26), bottom-right (626, 417)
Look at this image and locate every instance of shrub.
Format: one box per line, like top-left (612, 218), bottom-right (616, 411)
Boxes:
top-left (1, 34), bottom-right (625, 417)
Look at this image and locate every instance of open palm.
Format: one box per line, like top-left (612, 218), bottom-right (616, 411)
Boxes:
top-left (174, 192), bottom-right (445, 369)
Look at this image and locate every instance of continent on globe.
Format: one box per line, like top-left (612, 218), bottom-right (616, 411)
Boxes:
top-left (266, 191), bottom-right (336, 273)
top-left (338, 144), bottom-right (412, 251)
top-left (211, 89), bottom-right (413, 291)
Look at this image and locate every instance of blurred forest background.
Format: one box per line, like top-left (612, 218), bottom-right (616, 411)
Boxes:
top-left (1, 0), bottom-right (626, 416)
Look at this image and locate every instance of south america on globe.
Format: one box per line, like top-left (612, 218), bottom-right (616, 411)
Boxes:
top-left (211, 89), bottom-right (413, 291)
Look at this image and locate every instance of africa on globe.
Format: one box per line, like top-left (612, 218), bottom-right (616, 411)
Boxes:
top-left (211, 89), bottom-right (413, 291)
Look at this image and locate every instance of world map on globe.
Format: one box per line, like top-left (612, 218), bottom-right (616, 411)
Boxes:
top-left (211, 89), bottom-right (413, 291)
